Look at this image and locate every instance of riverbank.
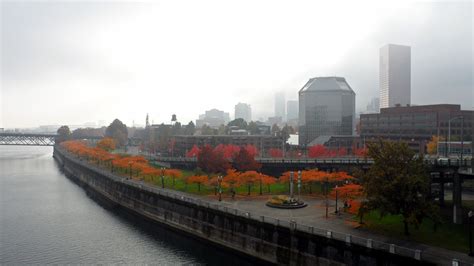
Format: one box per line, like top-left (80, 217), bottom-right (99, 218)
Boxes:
top-left (53, 145), bottom-right (469, 265)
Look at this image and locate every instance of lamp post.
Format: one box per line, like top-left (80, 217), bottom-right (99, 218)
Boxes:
top-left (160, 167), bottom-right (165, 188)
top-left (289, 171), bottom-right (294, 199)
top-left (218, 175), bottom-right (223, 201)
top-left (469, 210), bottom-right (473, 256)
top-left (297, 170), bottom-right (302, 199)
top-left (128, 161), bottom-right (133, 179)
top-left (325, 172), bottom-right (329, 219)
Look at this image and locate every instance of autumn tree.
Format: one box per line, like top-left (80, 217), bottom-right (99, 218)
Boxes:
top-left (233, 147), bottom-right (261, 172)
top-left (186, 145), bottom-right (200, 158)
top-left (243, 144), bottom-right (258, 157)
top-left (56, 125), bottom-right (71, 143)
top-left (426, 135), bottom-right (443, 155)
top-left (239, 171), bottom-right (259, 195)
top-left (259, 173), bottom-right (276, 194)
top-left (105, 119), bottom-right (128, 147)
top-left (97, 137), bottom-right (116, 151)
top-left (165, 169), bottom-right (182, 187)
top-left (269, 148), bottom-right (283, 158)
top-left (308, 145), bottom-right (327, 158)
top-left (224, 169), bottom-right (241, 197)
top-left (361, 140), bottom-right (440, 236)
top-left (197, 145), bottom-right (230, 174)
top-left (187, 175), bottom-right (208, 192)
top-left (330, 184), bottom-right (363, 202)
top-left (353, 147), bottom-right (368, 157)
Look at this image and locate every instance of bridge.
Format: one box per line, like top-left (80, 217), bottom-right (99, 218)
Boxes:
top-left (149, 156), bottom-right (472, 172)
top-left (0, 133), bottom-right (102, 146)
top-left (0, 133), bottom-right (58, 146)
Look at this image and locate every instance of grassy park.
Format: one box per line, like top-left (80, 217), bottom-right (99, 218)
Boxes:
top-left (359, 210), bottom-right (470, 253)
top-left (60, 138), bottom-right (473, 254)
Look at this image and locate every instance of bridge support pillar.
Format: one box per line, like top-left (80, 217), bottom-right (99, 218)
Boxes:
top-left (453, 173), bottom-right (463, 224)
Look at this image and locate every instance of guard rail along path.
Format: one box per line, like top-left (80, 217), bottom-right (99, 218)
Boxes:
top-left (53, 146), bottom-right (471, 265)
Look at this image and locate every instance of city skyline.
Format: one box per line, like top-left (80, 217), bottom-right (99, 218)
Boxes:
top-left (1, 1), bottom-right (473, 128)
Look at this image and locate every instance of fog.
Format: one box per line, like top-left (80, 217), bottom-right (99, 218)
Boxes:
top-left (1, 1), bottom-right (472, 128)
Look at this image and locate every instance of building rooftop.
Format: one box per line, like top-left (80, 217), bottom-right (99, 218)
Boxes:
top-left (299, 77), bottom-right (355, 94)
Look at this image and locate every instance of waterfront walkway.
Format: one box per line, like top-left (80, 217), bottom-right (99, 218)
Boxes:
top-left (211, 195), bottom-right (474, 265)
top-left (61, 149), bottom-right (473, 265)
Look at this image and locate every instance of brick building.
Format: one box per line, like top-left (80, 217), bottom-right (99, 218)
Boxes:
top-left (360, 104), bottom-right (474, 153)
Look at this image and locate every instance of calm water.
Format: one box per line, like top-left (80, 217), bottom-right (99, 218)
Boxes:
top-left (0, 146), bottom-right (252, 265)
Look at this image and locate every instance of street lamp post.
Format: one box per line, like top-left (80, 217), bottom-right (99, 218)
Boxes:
top-left (218, 175), bottom-right (223, 201)
top-left (297, 170), bottom-right (302, 199)
top-left (161, 167), bottom-right (165, 188)
top-left (469, 210), bottom-right (473, 256)
top-left (289, 171), bottom-right (294, 199)
top-left (325, 173), bottom-right (329, 219)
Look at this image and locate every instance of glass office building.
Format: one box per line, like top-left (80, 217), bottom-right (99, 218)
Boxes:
top-left (298, 77), bottom-right (356, 146)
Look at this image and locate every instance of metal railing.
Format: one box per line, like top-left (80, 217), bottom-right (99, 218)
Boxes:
top-left (148, 155), bottom-right (472, 168)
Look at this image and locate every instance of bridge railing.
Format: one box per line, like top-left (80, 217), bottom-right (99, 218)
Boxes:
top-left (149, 155), bottom-right (472, 168)
top-left (60, 149), bottom-right (472, 266)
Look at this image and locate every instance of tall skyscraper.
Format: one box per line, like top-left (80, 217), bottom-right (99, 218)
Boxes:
top-left (286, 100), bottom-right (298, 120)
top-left (234, 102), bottom-right (252, 122)
top-left (274, 92), bottom-right (286, 120)
top-left (298, 77), bottom-right (356, 146)
top-left (379, 44), bottom-right (411, 108)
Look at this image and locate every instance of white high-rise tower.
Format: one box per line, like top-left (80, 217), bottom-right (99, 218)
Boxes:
top-left (379, 44), bottom-right (411, 108)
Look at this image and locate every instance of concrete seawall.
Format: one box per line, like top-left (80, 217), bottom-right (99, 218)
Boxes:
top-left (53, 146), bottom-right (432, 266)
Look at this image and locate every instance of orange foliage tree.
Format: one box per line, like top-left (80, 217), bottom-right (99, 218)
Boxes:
top-left (239, 171), bottom-right (259, 195)
top-left (165, 169), bottom-right (182, 187)
top-left (224, 169), bottom-right (241, 196)
top-left (187, 175), bottom-right (208, 192)
top-left (259, 173), bottom-right (276, 194)
top-left (97, 137), bottom-right (116, 151)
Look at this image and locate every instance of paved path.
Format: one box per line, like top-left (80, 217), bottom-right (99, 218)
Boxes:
top-left (204, 195), bottom-right (474, 265)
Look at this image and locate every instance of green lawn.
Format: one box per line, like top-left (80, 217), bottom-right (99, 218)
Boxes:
top-left (359, 210), bottom-right (470, 253)
top-left (142, 169), bottom-right (328, 197)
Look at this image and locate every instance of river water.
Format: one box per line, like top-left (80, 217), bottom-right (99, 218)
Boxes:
top-left (0, 146), bottom-right (251, 265)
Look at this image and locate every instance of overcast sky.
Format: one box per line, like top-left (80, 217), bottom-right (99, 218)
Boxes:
top-left (1, 0), bottom-right (472, 128)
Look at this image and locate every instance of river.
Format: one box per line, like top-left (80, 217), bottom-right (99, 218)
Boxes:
top-left (0, 146), bottom-right (252, 265)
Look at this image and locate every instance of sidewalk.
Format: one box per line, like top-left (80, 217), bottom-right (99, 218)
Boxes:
top-left (210, 195), bottom-right (474, 265)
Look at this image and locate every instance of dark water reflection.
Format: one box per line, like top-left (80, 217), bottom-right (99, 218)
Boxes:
top-left (0, 146), bottom-right (254, 265)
